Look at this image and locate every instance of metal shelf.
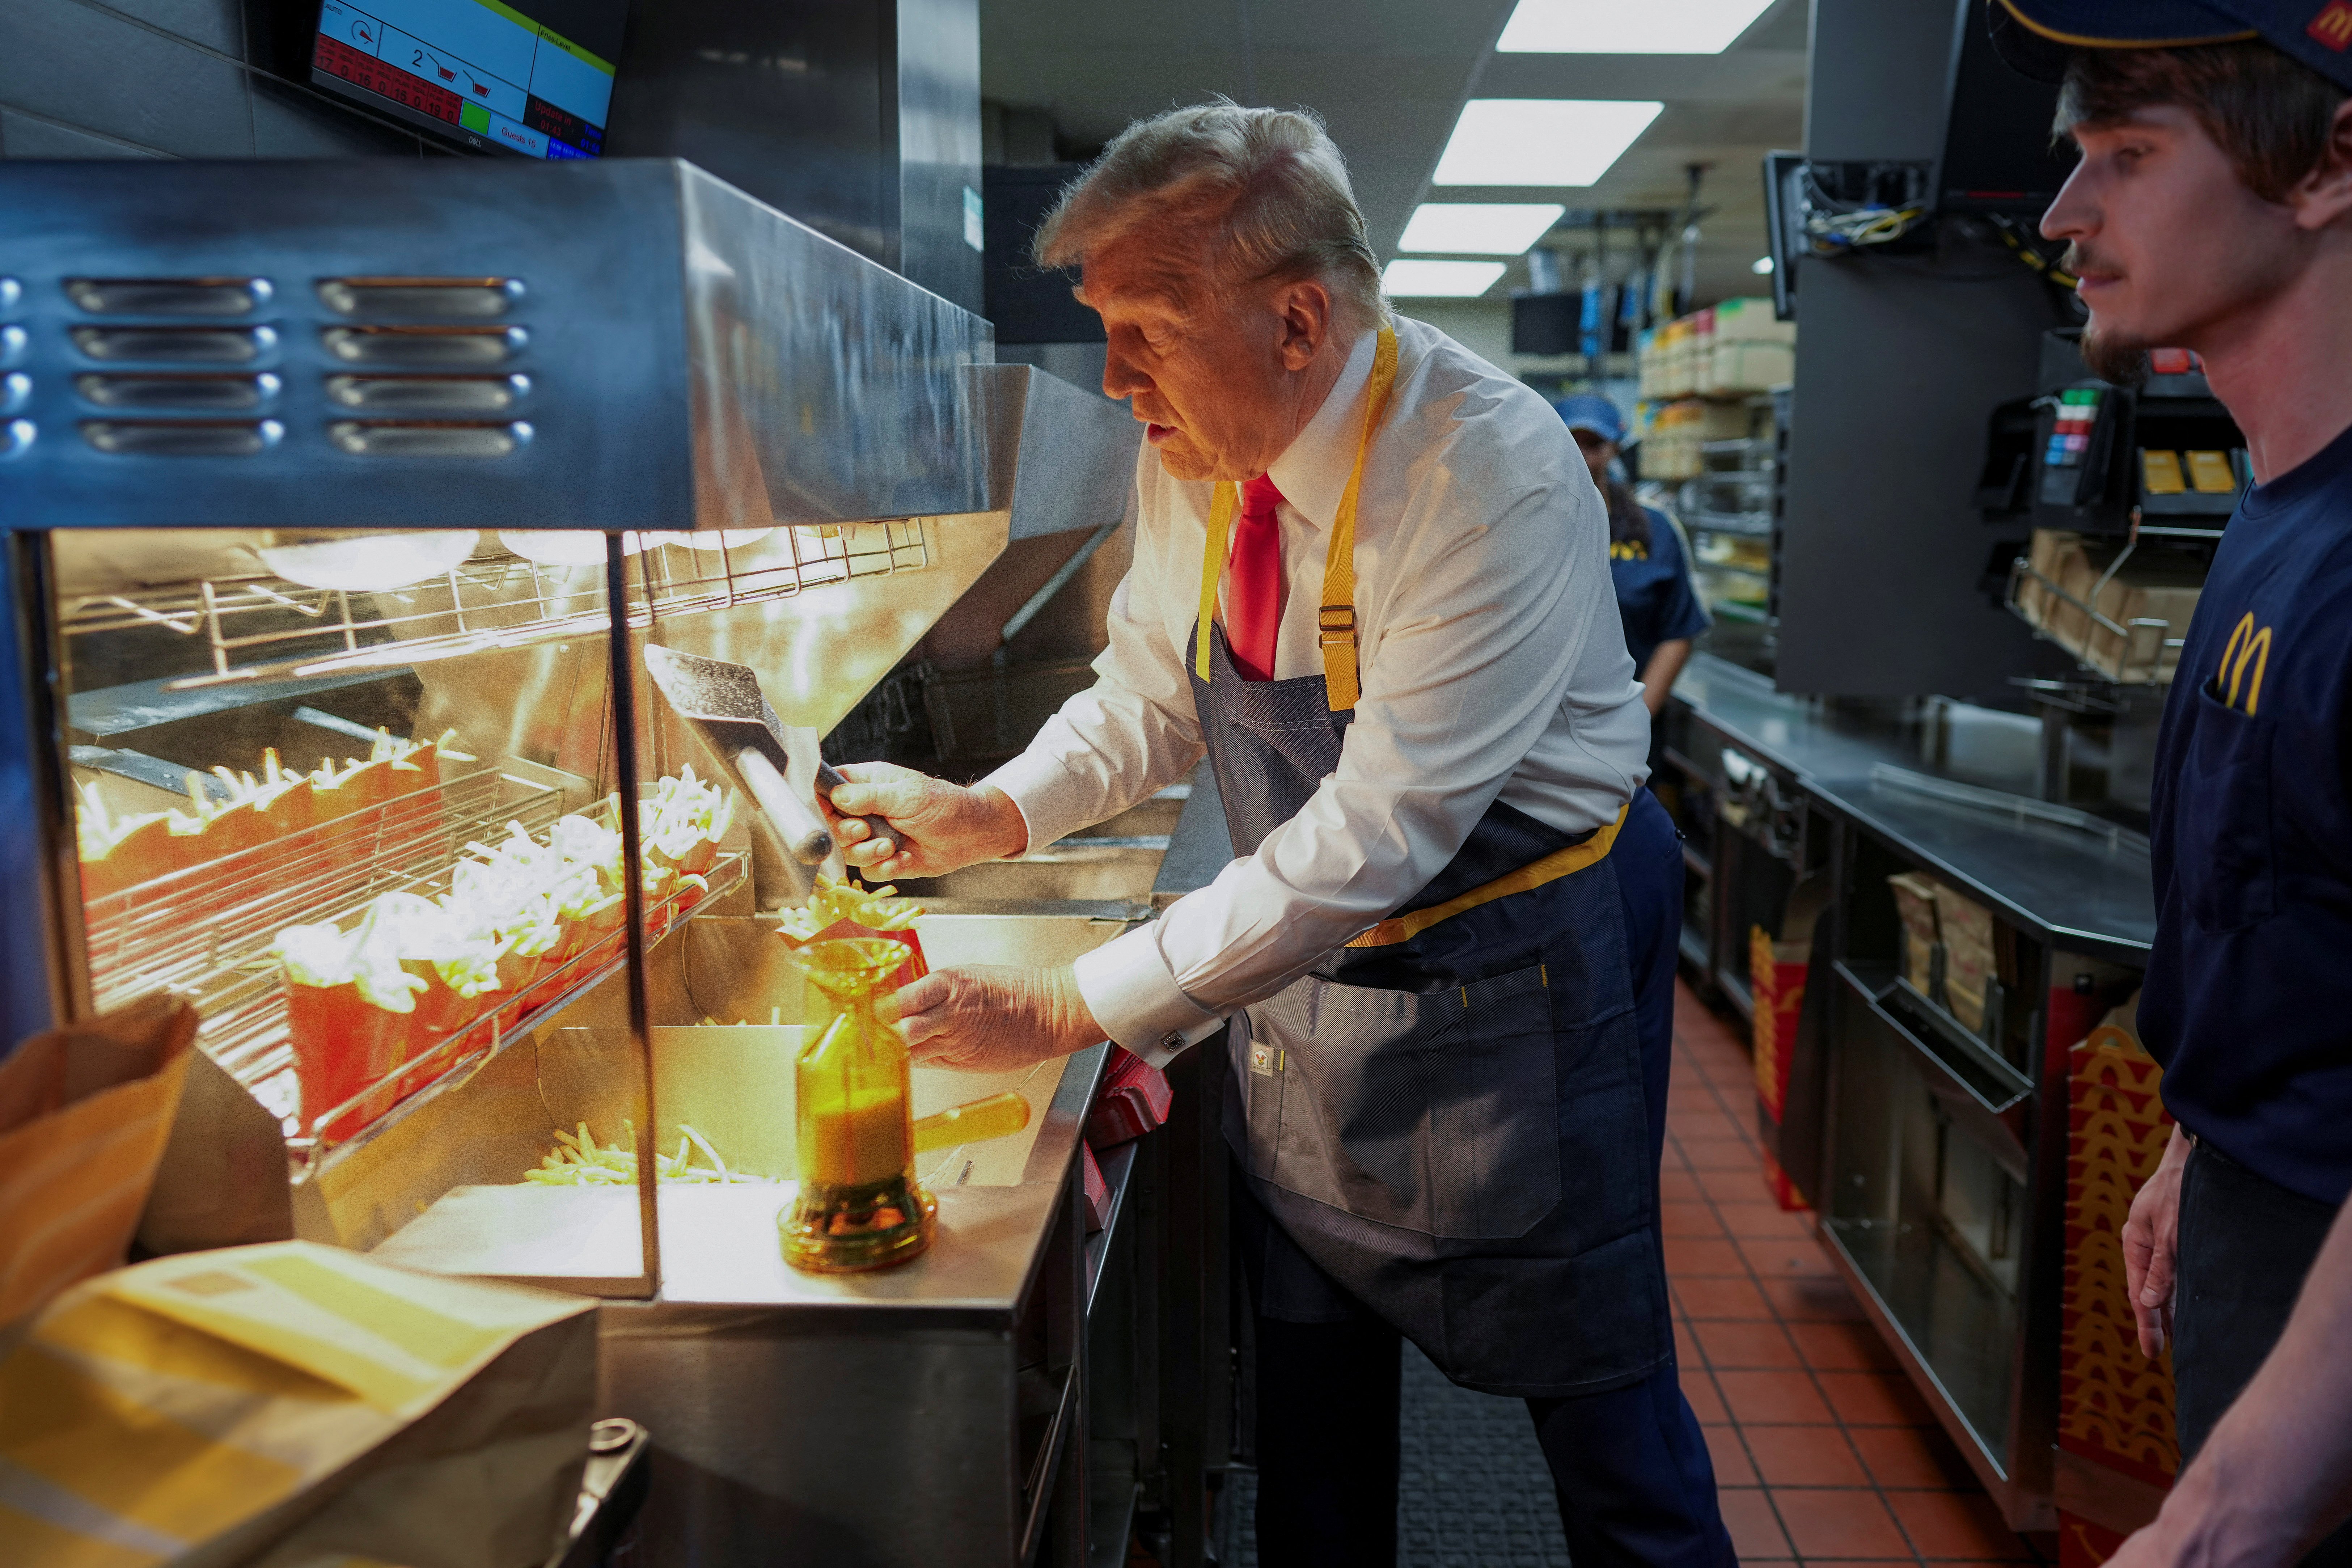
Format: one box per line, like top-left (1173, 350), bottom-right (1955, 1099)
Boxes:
top-left (56, 523), bottom-right (934, 689)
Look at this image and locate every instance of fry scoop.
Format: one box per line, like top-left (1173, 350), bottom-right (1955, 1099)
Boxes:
top-left (641, 644), bottom-right (893, 865)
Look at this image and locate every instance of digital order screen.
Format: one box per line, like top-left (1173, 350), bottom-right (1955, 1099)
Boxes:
top-left (311, 0), bottom-right (625, 160)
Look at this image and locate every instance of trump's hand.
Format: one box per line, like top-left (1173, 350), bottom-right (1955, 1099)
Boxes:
top-left (895, 964), bottom-right (1103, 1073)
top-left (825, 761), bottom-right (1028, 881)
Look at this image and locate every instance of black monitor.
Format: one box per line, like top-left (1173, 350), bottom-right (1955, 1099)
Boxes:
top-left (309, 0), bottom-right (627, 159)
top-left (1937, 0), bottom-right (2073, 216)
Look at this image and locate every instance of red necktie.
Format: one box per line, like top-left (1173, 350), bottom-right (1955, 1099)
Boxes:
top-left (1225, 474), bottom-right (1286, 681)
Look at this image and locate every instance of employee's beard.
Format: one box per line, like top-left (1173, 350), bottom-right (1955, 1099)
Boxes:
top-left (2065, 241), bottom-right (2151, 387)
top-left (2081, 324), bottom-right (2151, 387)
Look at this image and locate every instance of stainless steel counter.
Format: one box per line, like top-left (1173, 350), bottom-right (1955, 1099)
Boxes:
top-left (1673, 654), bottom-right (2155, 955)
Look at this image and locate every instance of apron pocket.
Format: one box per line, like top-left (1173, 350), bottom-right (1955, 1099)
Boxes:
top-left (1244, 964), bottom-right (1562, 1239)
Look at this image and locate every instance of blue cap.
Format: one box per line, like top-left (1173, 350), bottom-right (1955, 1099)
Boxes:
top-left (1554, 394), bottom-right (1625, 445)
top-left (1991, 0), bottom-right (2352, 94)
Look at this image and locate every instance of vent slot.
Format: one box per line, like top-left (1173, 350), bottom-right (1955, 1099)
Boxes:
top-left (76, 372), bottom-right (281, 411)
top-left (322, 326), bottom-right (528, 367)
top-left (2, 419), bottom-right (31, 459)
top-left (327, 420), bottom-right (531, 457)
top-left (0, 279), bottom-right (20, 314)
top-left (325, 373), bottom-right (528, 413)
top-left (1, 373), bottom-right (26, 415)
top-left (3, 326), bottom-right (29, 368)
top-left (82, 419), bottom-right (284, 457)
top-left (65, 277), bottom-right (272, 316)
top-left (317, 277), bottom-right (524, 319)
top-left (72, 325), bottom-right (277, 364)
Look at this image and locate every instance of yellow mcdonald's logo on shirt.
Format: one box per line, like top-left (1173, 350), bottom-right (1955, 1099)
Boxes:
top-left (1609, 540), bottom-right (1650, 562)
top-left (2217, 612), bottom-right (2274, 714)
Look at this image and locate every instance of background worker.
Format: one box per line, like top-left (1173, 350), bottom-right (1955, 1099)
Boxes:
top-left (1994, 3), bottom-right (2352, 1563)
top-left (829, 102), bottom-right (1731, 1568)
top-left (1556, 394), bottom-right (1709, 735)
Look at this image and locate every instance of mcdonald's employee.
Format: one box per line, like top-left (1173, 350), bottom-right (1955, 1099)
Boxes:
top-left (1999, 5), bottom-right (2352, 1565)
top-left (828, 103), bottom-right (1733, 1568)
top-left (1555, 393), bottom-right (1711, 724)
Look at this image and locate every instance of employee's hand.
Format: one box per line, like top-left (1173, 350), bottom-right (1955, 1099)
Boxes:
top-left (2124, 1124), bottom-right (2195, 1358)
top-left (894, 964), bottom-right (1103, 1073)
top-left (825, 762), bottom-right (1028, 880)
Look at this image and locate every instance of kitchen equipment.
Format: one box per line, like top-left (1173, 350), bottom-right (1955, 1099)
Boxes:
top-left (642, 642), bottom-right (890, 865)
top-left (0, 153), bottom-right (1152, 1565)
top-left (778, 936), bottom-right (933, 1272)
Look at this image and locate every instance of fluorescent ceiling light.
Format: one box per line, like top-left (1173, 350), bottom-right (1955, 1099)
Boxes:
top-left (1752, 255), bottom-right (1776, 274)
top-left (1497, 0), bottom-right (1776, 54)
top-left (1399, 203), bottom-right (1565, 255)
top-left (1432, 100), bottom-right (1664, 187)
top-left (1382, 260), bottom-right (1507, 298)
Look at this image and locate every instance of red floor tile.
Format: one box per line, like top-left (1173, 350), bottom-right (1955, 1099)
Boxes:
top-left (1673, 1275), bottom-right (1775, 1320)
top-left (1681, 1371), bottom-right (1729, 1423)
top-left (1662, 1201), bottom-right (1727, 1238)
top-left (1819, 1370), bottom-right (1938, 1427)
top-left (1738, 1234), bottom-right (1846, 1280)
top-left (1715, 1201), bottom-right (1818, 1241)
top-left (1661, 1169), bottom-right (1706, 1203)
top-left (1663, 1236), bottom-right (1749, 1275)
top-left (1789, 1319), bottom-right (1900, 1373)
top-left (1760, 1273), bottom-right (1868, 1322)
top-left (1701, 1423), bottom-right (1757, 1487)
top-left (1675, 1319), bottom-right (1705, 1366)
top-left (1859, 1426), bottom-right (1979, 1490)
top-left (1716, 1489), bottom-right (1792, 1559)
top-left (1743, 1424), bottom-right (1869, 1487)
top-left (1684, 1140), bottom-right (1766, 1172)
top-left (1715, 1369), bottom-right (1836, 1425)
top-left (1672, 1108), bottom-right (1745, 1143)
top-left (1691, 1318), bottom-right (1803, 1370)
top-left (1700, 1165), bottom-right (1780, 1203)
top-left (1886, 1488), bottom-right (2035, 1560)
top-left (1773, 1486), bottom-right (1916, 1558)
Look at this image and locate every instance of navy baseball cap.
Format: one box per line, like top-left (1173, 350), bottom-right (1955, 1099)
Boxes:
top-left (1991, 0), bottom-right (2352, 94)
top-left (1554, 394), bottom-right (1626, 445)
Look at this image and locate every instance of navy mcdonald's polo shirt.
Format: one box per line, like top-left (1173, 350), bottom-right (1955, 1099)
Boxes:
top-left (1611, 505), bottom-right (1711, 675)
top-left (2142, 418), bottom-right (2352, 1206)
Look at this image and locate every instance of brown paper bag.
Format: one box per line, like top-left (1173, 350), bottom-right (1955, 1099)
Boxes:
top-left (0, 994), bottom-right (198, 1327)
top-left (0, 1241), bottom-right (596, 1568)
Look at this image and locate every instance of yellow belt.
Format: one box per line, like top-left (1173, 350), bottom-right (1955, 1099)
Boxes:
top-left (1346, 804), bottom-right (1629, 948)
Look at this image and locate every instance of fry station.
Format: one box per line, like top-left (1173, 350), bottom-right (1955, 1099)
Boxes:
top-left (0, 155), bottom-right (1168, 1566)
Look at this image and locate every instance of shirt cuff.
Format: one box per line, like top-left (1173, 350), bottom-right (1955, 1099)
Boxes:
top-left (982, 749), bottom-right (1089, 857)
top-left (1073, 923), bottom-right (1226, 1067)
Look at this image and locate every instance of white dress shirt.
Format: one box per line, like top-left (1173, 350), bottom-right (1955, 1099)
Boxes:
top-left (985, 316), bottom-right (1653, 1064)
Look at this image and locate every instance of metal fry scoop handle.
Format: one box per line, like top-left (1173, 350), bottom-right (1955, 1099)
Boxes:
top-left (640, 644), bottom-right (894, 865)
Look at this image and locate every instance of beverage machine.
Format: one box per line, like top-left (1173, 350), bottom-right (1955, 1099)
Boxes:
top-left (0, 157), bottom-right (1147, 1565)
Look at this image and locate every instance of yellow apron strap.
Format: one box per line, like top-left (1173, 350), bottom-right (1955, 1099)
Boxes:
top-left (1195, 480), bottom-right (1238, 682)
top-left (1320, 326), bottom-right (1400, 712)
top-left (1346, 804), bottom-right (1629, 948)
top-left (1194, 325), bottom-right (1400, 703)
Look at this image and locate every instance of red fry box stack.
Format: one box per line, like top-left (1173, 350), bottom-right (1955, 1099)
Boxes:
top-left (1085, 1047), bottom-right (1172, 1150)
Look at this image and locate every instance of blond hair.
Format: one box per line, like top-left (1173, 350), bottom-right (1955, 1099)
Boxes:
top-left (1035, 100), bottom-right (1390, 331)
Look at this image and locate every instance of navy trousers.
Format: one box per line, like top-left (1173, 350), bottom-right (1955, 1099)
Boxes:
top-left (1237, 806), bottom-right (1732, 1568)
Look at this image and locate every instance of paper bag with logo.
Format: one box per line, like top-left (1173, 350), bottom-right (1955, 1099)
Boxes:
top-left (0, 1241), bottom-right (597, 1568)
top-left (0, 993), bottom-right (198, 1328)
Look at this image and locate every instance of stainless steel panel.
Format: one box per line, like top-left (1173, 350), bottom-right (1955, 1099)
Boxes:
top-left (676, 162), bottom-right (993, 529)
top-left (893, 0), bottom-right (984, 313)
top-left (981, 364), bottom-right (1142, 542)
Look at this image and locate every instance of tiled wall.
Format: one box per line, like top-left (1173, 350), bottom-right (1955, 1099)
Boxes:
top-left (0, 0), bottom-right (438, 160)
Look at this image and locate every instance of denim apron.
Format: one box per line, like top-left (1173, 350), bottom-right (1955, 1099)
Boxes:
top-left (1193, 329), bottom-right (1671, 1398)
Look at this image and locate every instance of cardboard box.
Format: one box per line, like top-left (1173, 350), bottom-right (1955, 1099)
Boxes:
top-left (1888, 872), bottom-right (1942, 996)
